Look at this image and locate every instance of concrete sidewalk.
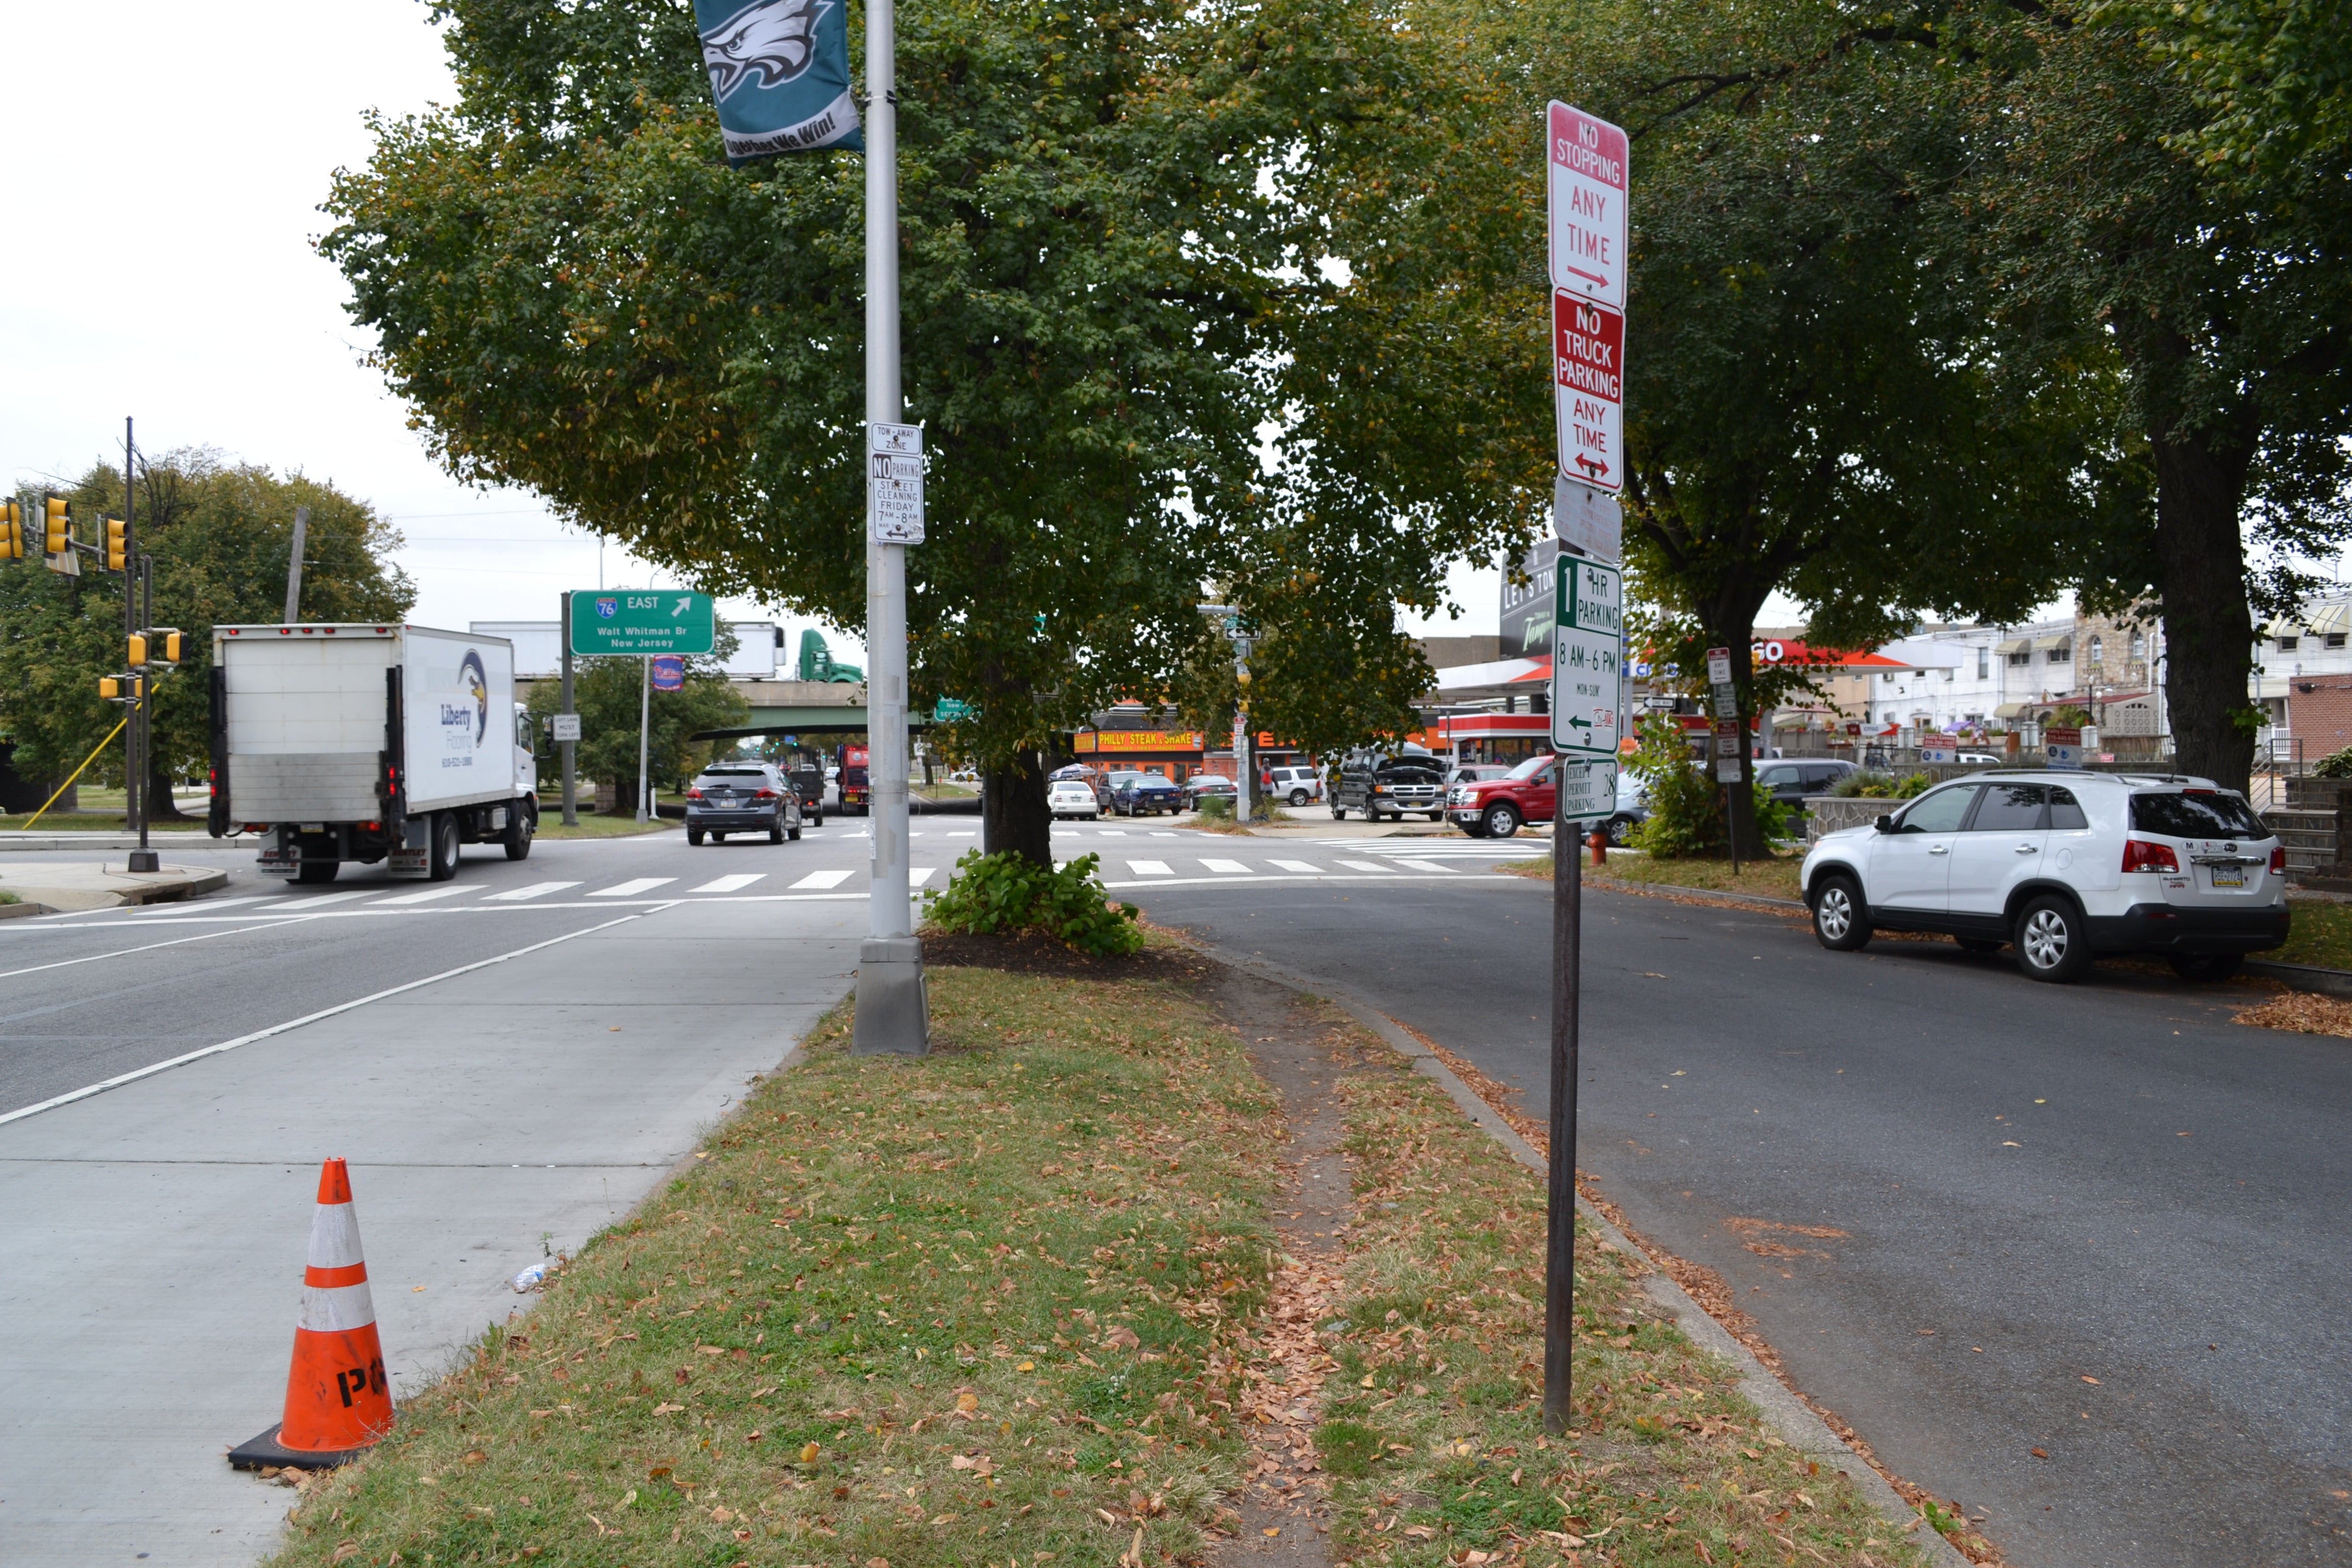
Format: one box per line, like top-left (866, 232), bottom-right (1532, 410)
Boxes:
top-left (0, 895), bottom-right (860, 1565)
top-left (0, 859), bottom-right (230, 911)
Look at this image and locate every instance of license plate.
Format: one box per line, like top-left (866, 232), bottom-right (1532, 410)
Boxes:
top-left (2211, 867), bottom-right (2245, 888)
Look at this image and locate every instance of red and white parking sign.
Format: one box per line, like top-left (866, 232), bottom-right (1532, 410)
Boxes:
top-left (1554, 293), bottom-right (1625, 491)
top-left (1548, 103), bottom-right (1628, 495)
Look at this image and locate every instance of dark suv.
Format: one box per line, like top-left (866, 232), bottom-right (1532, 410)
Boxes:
top-left (1334, 751), bottom-right (1447, 822)
top-left (1756, 760), bottom-right (1858, 816)
top-left (686, 763), bottom-right (805, 845)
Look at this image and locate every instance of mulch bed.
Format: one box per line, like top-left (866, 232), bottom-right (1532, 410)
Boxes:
top-left (920, 927), bottom-right (1217, 983)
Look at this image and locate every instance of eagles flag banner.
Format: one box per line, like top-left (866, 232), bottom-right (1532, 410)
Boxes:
top-left (695, 0), bottom-right (862, 160)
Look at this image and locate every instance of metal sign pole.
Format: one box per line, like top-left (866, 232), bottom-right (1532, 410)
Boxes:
top-left (636, 654), bottom-right (651, 823)
top-left (559, 592), bottom-right (578, 826)
top-left (1544, 768), bottom-right (1581, 1432)
top-left (852, 0), bottom-right (929, 1054)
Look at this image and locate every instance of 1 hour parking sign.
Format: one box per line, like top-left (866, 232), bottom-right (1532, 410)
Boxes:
top-left (1552, 555), bottom-right (1625, 757)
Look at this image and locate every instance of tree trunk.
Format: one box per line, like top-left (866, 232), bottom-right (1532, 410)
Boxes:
top-left (983, 749), bottom-right (1053, 868)
top-left (1696, 612), bottom-right (1771, 861)
top-left (148, 758), bottom-right (191, 821)
top-left (2151, 426), bottom-right (2258, 795)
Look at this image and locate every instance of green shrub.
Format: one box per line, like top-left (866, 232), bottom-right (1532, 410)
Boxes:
top-left (1625, 717), bottom-right (1722, 857)
top-left (2317, 746), bottom-right (2352, 779)
top-left (1831, 769), bottom-right (1933, 799)
top-left (922, 849), bottom-right (1144, 955)
top-left (1196, 794), bottom-right (1234, 821)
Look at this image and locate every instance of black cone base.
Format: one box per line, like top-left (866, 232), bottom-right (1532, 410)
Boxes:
top-left (227, 1423), bottom-right (375, 1472)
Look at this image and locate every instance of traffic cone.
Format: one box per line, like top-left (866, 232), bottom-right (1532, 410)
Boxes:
top-left (227, 1158), bottom-right (395, 1470)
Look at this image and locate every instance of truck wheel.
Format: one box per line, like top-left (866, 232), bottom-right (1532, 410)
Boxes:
top-left (503, 801), bottom-right (535, 861)
top-left (1332, 805), bottom-right (1346, 820)
top-left (428, 812), bottom-right (460, 881)
top-left (1482, 803), bottom-right (1521, 839)
top-left (812, 812), bottom-right (824, 827)
top-left (295, 860), bottom-right (339, 885)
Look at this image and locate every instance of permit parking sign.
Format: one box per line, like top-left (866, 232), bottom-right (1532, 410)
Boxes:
top-left (1558, 760), bottom-right (1620, 823)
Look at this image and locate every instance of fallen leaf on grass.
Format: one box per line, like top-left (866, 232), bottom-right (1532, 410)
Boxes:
top-left (652, 1402), bottom-right (684, 1415)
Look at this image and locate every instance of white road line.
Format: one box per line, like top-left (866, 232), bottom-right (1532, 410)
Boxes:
top-left (790, 870), bottom-right (855, 890)
top-left (589, 877), bottom-right (675, 898)
top-left (483, 881), bottom-right (581, 901)
top-left (272, 891), bottom-right (374, 910)
top-left (1269, 859), bottom-right (1322, 875)
top-left (1151, 831), bottom-right (1178, 838)
top-left (126, 895), bottom-right (274, 915)
top-left (1101, 829), bottom-right (1129, 836)
top-left (1200, 859), bottom-right (1254, 875)
top-left (0, 918), bottom-right (316, 981)
top-left (946, 831), bottom-right (975, 839)
top-left (690, 874), bottom-right (768, 894)
top-left (1129, 860), bottom-right (1174, 876)
top-left (910, 867), bottom-right (936, 886)
top-left (375, 885), bottom-right (478, 906)
top-left (1338, 860), bottom-right (1397, 874)
top-left (1389, 859), bottom-right (1456, 873)
top-left (0, 913), bottom-right (647, 1128)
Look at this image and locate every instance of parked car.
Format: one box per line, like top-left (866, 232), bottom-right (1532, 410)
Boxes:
top-left (1050, 763), bottom-right (1112, 810)
top-left (1602, 769), bottom-right (1650, 845)
top-left (1267, 765), bottom-right (1323, 806)
top-left (1333, 749), bottom-right (1448, 823)
top-left (1446, 753), bottom-right (1557, 838)
top-left (1800, 772), bottom-right (2288, 983)
top-left (1756, 759), bottom-right (1859, 815)
top-left (1186, 774), bottom-right (1238, 810)
top-left (1112, 772), bottom-right (1185, 816)
top-left (685, 762), bottom-right (804, 846)
top-left (1047, 777), bottom-right (1100, 819)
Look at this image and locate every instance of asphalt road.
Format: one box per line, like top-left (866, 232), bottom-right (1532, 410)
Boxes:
top-left (1131, 865), bottom-right (2352, 1568)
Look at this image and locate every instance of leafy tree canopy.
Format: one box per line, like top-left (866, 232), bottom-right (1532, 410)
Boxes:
top-left (0, 452), bottom-right (414, 803)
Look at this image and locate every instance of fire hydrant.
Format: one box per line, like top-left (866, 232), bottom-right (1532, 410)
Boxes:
top-left (1588, 829), bottom-right (1608, 866)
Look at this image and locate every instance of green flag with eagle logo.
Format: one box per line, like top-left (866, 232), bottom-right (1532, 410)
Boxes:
top-left (694, 0), bottom-right (862, 160)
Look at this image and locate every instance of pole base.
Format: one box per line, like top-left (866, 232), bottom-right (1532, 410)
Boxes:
top-left (852, 937), bottom-right (929, 1055)
top-left (227, 1422), bottom-right (376, 1472)
top-left (126, 849), bottom-right (160, 873)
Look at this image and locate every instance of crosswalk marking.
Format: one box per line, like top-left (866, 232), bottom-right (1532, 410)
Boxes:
top-left (1200, 858), bottom-right (1253, 875)
top-left (1337, 860), bottom-right (1396, 875)
top-left (691, 874), bottom-right (767, 894)
top-left (273, 891), bottom-right (371, 910)
top-left (1390, 859), bottom-right (1456, 873)
top-left (790, 869), bottom-right (855, 890)
top-left (590, 877), bottom-right (675, 898)
top-left (910, 866), bottom-right (936, 886)
top-left (1269, 859), bottom-right (1321, 874)
top-left (1101, 829), bottom-right (1128, 836)
top-left (374, 886), bottom-right (476, 906)
top-left (947, 831), bottom-right (975, 838)
top-left (1129, 860), bottom-right (1174, 876)
top-left (484, 881), bottom-right (580, 901)
top-left (1150, 831), bottom-right (1178, 838)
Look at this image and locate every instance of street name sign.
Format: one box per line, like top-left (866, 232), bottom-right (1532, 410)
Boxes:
top-left (1558, 760), bottom-right (1620, 823)
top-left (869, 422), bottom-right (925, 545)
top-left (569, 591), bottom-right (716, 656)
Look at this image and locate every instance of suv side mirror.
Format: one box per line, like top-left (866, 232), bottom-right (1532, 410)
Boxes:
top-left (1875, 813), bottom-right (1895, 832)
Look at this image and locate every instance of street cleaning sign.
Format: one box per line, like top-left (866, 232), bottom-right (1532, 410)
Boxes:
top-left (569, 592), bottom-right (717, 656)
top-left (869, 422), bottom-right (925, 545)
top-left (1551, 555), bottom-right (1625, 758)
top-left (1548, 103), bottom-right (1629, 495)
top-left (694, 0), bottom-right (862, 162)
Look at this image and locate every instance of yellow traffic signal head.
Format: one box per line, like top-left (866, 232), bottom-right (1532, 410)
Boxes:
top-left (105, 517), bottom-right (128, 571)
top-left (128, 634), bottom-right (148, 667)
top-left (44, 496), bottom-right (69, 554)
top-left (99, 676), bottom-right (120, 700)
top-left (161, 630), bottom-right (182, 664)
top-left (0, 518), bottom-right (18, 561)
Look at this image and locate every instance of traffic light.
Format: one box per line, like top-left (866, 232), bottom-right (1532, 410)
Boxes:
top-left (44, 496), bottom-right (69, 554)
top-left (105, 517), bottom-right (128, 571)
top-left (128, 634), bottom-right (148, 667)
top-left (99, 676), bottom-right (120, 700)
top-left (0, 500), bottom-right (20, 560)
top-left (157, 629), bottom-right (182, 665)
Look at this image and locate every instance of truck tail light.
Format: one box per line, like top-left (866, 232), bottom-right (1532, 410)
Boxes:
top-left (2271, 846), bottom-right (2287, 875)
top-left (2122, 839), bottom-right (2179, 873)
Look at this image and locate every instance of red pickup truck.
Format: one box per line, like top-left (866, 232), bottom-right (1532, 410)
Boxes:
top-left (1446, 754), bottom-right (1558, 838)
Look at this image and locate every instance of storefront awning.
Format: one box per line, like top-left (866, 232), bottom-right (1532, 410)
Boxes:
top-left (2032, 633), bottom-right (2071, 652)
top-left (1995, 637), bottom-right (2030, 655)
top-left (1993, 702), bottom-right (2027, 718)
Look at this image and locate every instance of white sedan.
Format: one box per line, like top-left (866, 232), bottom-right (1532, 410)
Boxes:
top-left (1048, 779), bottom-right (1101, 819)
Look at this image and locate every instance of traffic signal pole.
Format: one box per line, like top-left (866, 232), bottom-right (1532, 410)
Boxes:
top-left (851, 0), bottom-right (928, 1055)
top-left (125, 416), bottom-right (160, 873)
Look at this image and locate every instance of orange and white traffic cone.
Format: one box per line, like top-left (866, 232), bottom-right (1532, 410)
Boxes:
top-left (228, 1158), bottom-right (395, 1470)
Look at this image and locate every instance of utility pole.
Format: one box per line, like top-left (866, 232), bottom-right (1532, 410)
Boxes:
top-left (636, 654), bottom-right (651, 824)
top-left (853, 0), bottom-right (928, 1054)
top-left (559, 591), bottom-right (579, 826)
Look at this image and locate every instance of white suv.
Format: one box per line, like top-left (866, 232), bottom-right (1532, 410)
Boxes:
top-left (1800, 772), bottom-right (2288, 983)
top-left (1268, 766), bottom-right (1323, 806)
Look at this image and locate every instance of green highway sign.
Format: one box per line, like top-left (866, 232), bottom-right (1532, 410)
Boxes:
top-left (933, 697), bottom-right (975, 722)
top-left (568, 591), bottom-right (716, 655)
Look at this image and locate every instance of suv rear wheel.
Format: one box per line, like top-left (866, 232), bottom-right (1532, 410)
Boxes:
top-left (1811, 873), bottom-right (1870, 950)
top-left (1290, 789), bottom-right (1310, 806)
top-left (1482, 802), bottom-right (1521, 839)
top-left (2015, 895), bottom-right (2092, 983)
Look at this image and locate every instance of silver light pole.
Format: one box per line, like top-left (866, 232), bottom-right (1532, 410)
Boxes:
top-left (853, 0), bottom-right (928, 1054)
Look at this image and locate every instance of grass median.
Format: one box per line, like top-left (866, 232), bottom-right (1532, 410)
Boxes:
top-left (263, 952), bottom-right (1283, 1568)
top-left (1503, 852), bottom-right (1806, 903)
top-left (260, 937), bottom-right (1933, 1568)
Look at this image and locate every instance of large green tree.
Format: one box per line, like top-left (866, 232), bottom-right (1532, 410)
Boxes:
top-left (0, 453), bottom-right (414, 817)
top-left (323, 0), bottom-right (1477, 864)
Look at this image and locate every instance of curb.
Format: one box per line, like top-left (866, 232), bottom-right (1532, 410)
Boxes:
top-left (2242, 957), bottom-right (2352, 998)
top-left (1166, 934), bottom-right (1971, 1568)
top-left (1582, 877), bottom-right (1807, 913)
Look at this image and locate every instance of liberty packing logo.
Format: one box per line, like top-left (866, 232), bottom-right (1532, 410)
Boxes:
top-left (438, 649), bottom-right (492, 767)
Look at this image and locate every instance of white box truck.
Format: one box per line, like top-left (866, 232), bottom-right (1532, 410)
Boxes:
top-left (207, 623), bottom-right (539, 884)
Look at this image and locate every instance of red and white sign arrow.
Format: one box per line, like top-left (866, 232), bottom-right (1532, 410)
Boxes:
top-left (1553, 292), bottom-right (1624, 493)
